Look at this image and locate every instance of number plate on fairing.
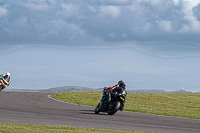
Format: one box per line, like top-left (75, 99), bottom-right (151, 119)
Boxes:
top-left (120, 96), bottom-right (124, 101)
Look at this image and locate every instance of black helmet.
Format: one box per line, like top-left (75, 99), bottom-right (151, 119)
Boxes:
top-left (118, 80), bottom-right (126, 88)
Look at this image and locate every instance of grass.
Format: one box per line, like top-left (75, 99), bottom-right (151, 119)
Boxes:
top-left (51, 92), bottom-right (200, 119)
top-left (0, 123), bottom-right (150, 133)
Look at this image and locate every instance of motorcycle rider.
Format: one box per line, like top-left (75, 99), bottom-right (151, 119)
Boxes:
top-left (107, 80), bottom-right (126, 91)
top-left (105, 80), bottom-right (127, 111)
top-left (0, 72), bottom-right (11, 92)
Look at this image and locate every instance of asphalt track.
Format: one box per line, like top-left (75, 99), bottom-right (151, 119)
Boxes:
top-left (0, 92), bottom-right (200, 133)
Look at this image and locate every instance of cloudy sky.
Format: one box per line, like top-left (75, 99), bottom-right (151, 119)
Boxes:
top-left (1, 0), bottom-right (200, 56)
top-left (1, 0), bottom-right (200, 91)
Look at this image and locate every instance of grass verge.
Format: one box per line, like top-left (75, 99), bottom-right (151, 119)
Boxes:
top-left (51, 92), bottom-right (200, 119)
top-left (0, 123), bottom-right (150, 133)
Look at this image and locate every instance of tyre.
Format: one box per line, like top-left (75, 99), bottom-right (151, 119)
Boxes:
top-left (94, 103), bottom-right (101, 114)
top-left (108, 101), bottom-right (121, 115)
top-left (0, 86), bottom-right (2, 92)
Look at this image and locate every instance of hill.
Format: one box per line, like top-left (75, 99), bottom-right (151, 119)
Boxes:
top-left (5, 86), bottom-right (198, 93)
top-left (5, 86), bottom-right (102, 93)
top-left (40, 86), bottom-right (102, 93)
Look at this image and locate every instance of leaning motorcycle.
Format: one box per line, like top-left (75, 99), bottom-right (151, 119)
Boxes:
top-left (95, 87), bottom-right (127, 115)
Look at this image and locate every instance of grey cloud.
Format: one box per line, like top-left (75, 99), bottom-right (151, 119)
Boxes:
top-left (1, 0), bottom-right (200, 55)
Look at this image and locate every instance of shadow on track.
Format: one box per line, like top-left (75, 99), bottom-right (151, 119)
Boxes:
top-left (79, 110), bottom-right (107, 115)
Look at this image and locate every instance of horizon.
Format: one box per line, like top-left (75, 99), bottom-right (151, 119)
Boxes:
top-left (1, 46), bottom-right (200, 92)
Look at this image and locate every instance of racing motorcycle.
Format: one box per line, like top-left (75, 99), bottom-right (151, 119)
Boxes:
top-left (95, 87), bottom-right (127, 115)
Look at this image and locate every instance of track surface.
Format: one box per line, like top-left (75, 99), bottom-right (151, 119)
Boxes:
top-left (0, 92), bottom-right (200, 133)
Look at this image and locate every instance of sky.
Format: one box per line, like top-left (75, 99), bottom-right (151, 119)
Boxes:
top-left (1, 0), bottom-right (200, 91)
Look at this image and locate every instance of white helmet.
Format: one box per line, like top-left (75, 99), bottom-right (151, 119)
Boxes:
top-left (6, 72), bottom-right (10, 76)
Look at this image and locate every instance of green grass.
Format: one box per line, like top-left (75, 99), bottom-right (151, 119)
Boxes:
top-left (51, 92), bottom-right (200, 119)
top-left (0, 123), bottom-right (150, 133)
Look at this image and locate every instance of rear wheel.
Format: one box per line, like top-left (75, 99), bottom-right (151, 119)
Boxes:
top-left (108, 101), bottom-right (121, 115)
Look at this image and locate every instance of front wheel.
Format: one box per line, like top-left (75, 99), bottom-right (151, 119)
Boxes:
top-left (0, 86), bottom-right (2, 92)
top-left (94, 103), bottom-right (101, 114)
top-left (108, 101), bottom-right (121, 115)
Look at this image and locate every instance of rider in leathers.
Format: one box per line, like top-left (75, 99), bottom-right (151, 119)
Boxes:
top-left (0, 72), bottom-right (11, 92)
top-left (105, 80), bottom-right (127, 111)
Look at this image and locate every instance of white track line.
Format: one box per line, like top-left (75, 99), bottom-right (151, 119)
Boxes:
top-left (47, 94), bottom-right (94, 108)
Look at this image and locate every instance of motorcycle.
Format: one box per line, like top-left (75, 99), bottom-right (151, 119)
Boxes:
top-left (95, 87), bottom-right (127, 115)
